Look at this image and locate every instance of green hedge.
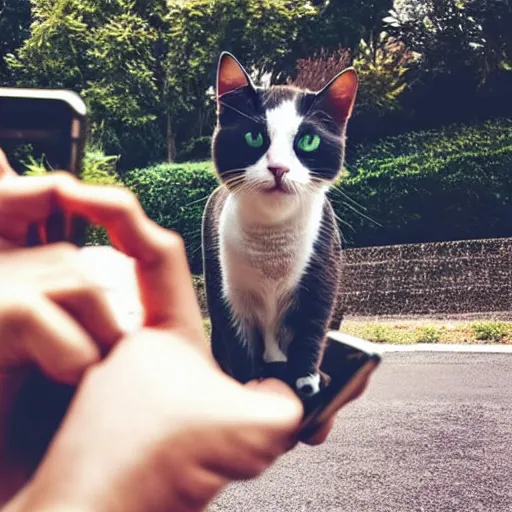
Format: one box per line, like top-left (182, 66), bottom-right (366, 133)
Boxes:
top-left (124, 162), bottom-right (218, 272)
top-left (336, 119), bottom-right (512, 247)
top-left (123, 120), bottom-right (512, 271)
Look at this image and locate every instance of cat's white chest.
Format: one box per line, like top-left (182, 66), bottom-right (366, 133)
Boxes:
top-left (218, 193), bottom-right (325, 360)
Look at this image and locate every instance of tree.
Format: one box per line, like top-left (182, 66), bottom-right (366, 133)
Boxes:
top-left (6, 0), bottom-right (168, 168)
top-left (383, 0), bottom-right (512, 127)
top-left (164, 0), bottom-right (319, 145)
top-left (0, 0), bottom-right (31, 85)
top-left (291, 0), bottom-right (393, 65)
top-left (291, 33), bottom-right (417, 145)
top-left (6, 0), bottom-right (320, 167)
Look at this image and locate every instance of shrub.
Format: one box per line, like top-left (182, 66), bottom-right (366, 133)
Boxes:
top-left (416, 327), bottom-right (440, 344)
top-left (471, 322), bottom-right (508, 342)
top-left (124, 161), bottom-right (218, 273)
top-left (176, 137), bottom-right (212, 163)
top-left (334, 119), bottom-right (512, 248)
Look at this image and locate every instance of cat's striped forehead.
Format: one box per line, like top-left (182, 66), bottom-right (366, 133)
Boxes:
top-left (259, 85), bottom-right (310, 111)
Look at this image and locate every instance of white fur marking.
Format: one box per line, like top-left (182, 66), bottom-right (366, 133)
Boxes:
top-left (219, 192), bottom-right (326, 358)
top-left (263, 328), bottom-right (288, 363)
top-left (244, 99), bottom-right (311, 191)
top-left (296, 373), bottom-right (321, 396)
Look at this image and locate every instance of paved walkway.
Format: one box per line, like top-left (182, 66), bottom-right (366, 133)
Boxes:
top-left (211, 352), bottom-right (512, 512)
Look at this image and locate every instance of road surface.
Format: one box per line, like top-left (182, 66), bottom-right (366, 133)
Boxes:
top-left (211, 352), bottom-right (512, 512)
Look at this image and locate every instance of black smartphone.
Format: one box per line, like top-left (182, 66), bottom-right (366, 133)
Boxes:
top-left (299, 331), bottom-right (382, 437)
top-left (0, 89), bottom-right (88, 470)
top-left (0, 88), bottom-right (88, 246)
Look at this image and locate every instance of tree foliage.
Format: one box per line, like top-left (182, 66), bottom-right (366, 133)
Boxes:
top-left (6, 0), bottom-right (168, 168)
top-left (384, 0), bottom-right (512, 129)
top-left (1, 0), bottom-right (510, 168)
top-left (0, 0), bottom-right (31, 84)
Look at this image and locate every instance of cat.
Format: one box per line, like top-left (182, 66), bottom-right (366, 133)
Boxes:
top-left (202, 52), bottom-right (358, 397)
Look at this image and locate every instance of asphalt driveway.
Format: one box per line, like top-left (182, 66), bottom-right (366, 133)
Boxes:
top-left (211, 352), bottom-right (512, 512)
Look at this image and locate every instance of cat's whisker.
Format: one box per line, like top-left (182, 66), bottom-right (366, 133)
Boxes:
top-left (224, 176), bottom-right (247, 189)
top-left (326, 184), bottom-right (370, 211)
top-left (184, 195), bottom-right (210, 207)
top-left (333, 196), bottom-right (382, 227)
top-left (221, 167), bottom-right (247, 175)
top-left (218, 100), bottom-right (265, 124)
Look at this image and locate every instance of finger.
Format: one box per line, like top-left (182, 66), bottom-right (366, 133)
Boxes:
top-left (0, 290), bottom-right (101, 384)
top-left (0, 238), bottom-right (17, 250)
top-left (43, 244), bottom-right (125, 348)
top-left (301, 416), bottom-right (336, 446)
top-left (51, 284), bottom-right (124, 350)
top-left (0, 148), bottom-right (17, 180)
top-left (243, 378), bottom-right (303, 450)
top-left (0, 243), bottom-right (124, 348)
top-left (58, 185), bottom-right (203, 334)
top-left (249, 378), bottom-right (302, 452)
top-left (0, 217), bottom-right (28, 245)
top-left (0, 175), bottom-right (204, 335)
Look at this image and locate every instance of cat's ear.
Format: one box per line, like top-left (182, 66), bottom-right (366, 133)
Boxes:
top-left (217, 52), bottom-right (254, 100)
top-left (314, 67), bottom-right (358, 125)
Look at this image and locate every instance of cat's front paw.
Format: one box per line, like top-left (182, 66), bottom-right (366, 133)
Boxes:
top-left (295, 373), bottom-right (321, 397)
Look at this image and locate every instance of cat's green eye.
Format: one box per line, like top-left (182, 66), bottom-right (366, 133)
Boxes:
top-left (297, 133), bottom-right (321, 152)
top-left (245, 131), bottom-right (264, 148)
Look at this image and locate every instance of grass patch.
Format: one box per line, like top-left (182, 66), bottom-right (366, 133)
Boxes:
top-left (340, 319), bottom-right (512, 345)
top-left (201, 316), bottom-right (512, 344)
top-left (471, 321), bottom-right (509, 342)
top-left (416, 327), bottom-right (440, 344)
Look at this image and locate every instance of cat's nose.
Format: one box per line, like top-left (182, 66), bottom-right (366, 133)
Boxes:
top-left (268, 166), bottom-right (289, 183)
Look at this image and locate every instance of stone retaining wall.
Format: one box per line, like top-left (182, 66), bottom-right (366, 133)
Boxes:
top-left (338, 237), bottom-right (512, 318)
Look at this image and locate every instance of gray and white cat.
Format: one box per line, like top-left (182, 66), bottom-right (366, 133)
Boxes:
top-left (202, 53), bottom-right (358, 397)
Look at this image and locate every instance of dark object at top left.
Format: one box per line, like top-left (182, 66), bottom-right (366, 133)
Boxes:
top-left (0, 88), bottom-right (88, 247)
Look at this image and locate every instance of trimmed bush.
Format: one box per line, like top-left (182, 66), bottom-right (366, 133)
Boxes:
top-left (334, 119), bottom-right (512, 247)
top-left (124, 161), bottom-right (218, 273)
top-left (124, 120), bottom-right (512, 271)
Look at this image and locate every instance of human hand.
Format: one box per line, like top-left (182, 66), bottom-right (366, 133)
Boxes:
top-left (0, 149), bottom-right (16, 180)
top-left (0, 171), bottom-right (299, 512)
top-left (0, 167), bottom-right (204, 504)
top-left (7, 330), bottom-right (303, 512)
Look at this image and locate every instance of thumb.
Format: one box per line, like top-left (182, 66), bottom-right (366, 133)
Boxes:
top-left (245, 378), bottom-right (303, 431)
top-left (247, 377), bottom-right (298, 398)
top-left (0, 148), bottom-right (17, 179)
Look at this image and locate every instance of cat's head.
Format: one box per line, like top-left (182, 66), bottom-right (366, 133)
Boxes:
top-left (212, 52), bottom-right (358, 206)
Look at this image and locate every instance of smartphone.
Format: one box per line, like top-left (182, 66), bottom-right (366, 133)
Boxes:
top-left (1, 89), bottom-right (88, 470)
top-left (299, 331), bottom-right (382, 437)
top-left (0, 88), bottom-right (88, 246)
